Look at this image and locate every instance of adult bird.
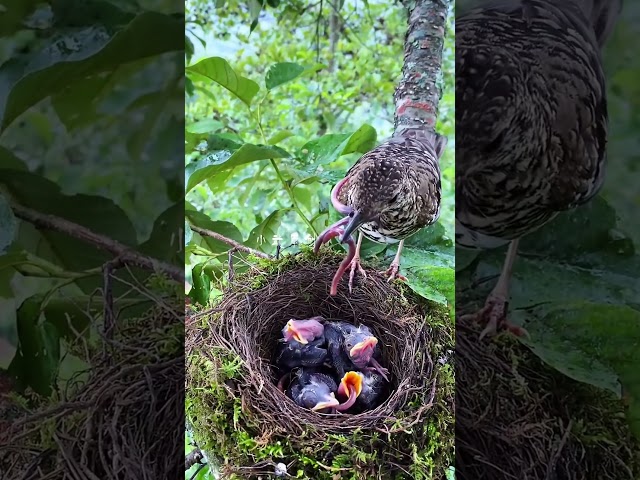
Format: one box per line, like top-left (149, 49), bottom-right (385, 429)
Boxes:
top-left (456, 0), bottom-right (621, 338)
top-left (315, 129), bottom-right (446, 295)
top-left (324, 321), bottom-right (389, 381)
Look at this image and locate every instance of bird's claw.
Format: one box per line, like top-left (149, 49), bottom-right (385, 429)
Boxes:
top-left (460, 294), bottom-right (529, 340)
top-left (348, 256), bottom-right (367, 293)
top-left (383, 263), bottom-right (407, 283)
top-left (366, 358), bottom-right (390, 382)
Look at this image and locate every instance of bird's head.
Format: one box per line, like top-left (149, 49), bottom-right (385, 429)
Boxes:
top-left (282, 317), bottom-right (324, 344)
top-left (339, 208), bottom-right (377, 243)
top-left (344, 331), bottom-right (378, 368)
top-left (303, 387), bottom-right (340, 412)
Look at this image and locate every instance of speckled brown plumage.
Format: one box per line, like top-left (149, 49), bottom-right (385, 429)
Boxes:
top-left (456, 0), bottom-right (622, 249)
top-left (455, 0), bottom-right (621, 338)
top-left (339, 130), bottom-right (446, 244)
top-left (314, 128), bottom-right (447, 295)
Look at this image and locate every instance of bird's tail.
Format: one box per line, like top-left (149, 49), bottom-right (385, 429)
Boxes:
top-left (574, 0), bottom-right (623, 46)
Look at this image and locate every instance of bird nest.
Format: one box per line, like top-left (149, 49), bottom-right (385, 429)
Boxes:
top-left (456, 314), bottom-right (640, 479)
top-left (1, 293), bottom-right (184, 479)
top-left (186, 249), bottom-right (454, 479)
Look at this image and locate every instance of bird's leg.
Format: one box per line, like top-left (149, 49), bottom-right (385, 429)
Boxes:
top-left (461, 239), bottom-right (528, 339)
top-left (383, 240), bottom-right (407, 282)
top-left (347, 232), bottom-right (367, 293)
top-left (326, 231), bottom-right (356, 295)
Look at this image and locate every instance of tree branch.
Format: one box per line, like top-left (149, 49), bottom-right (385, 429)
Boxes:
top-left (189, 225), bottom-right (270, 259)
top-left (395, 0), bottom-right (450, 134)
top-left (185, 448), bottom-right (204, 471)
top-left (11, 203), bottom-right (183, 283)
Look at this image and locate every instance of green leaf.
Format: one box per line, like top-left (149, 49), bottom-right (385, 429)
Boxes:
top-left (0, 146), bottom-right (28, 171)
top-left (186, 144), bottom-right (289, 193)
top-left (514, 302), bottom-right (640, 439)
top-left (268, 130), bottom-right (295, 145)
top-left (0, 11), bottom-right (183, 130)
top-left (0, 193), bottom-right (17, 254)
top-left (246, 209), bottom-right (290, 252)
top-left (454, 248), bottom-right (480, 272)
top-left (0, 1), bottom-right (42, 36)
top-left (301, 125), bottom-right (377, 167)
top-left (8, 296), bottom-right (61, 396)
top-left (248, 0), bottom-right (262, 32)
top-left (185, 34), bottom-right (194, 60)
top-left (185, 210), bottom-right (244, 254)
top-left (401, 246), bottom-right (455, 312)
top-left (138, 203), bottom-right (184, 264)
top-left (406, 222), bottom-right (449, 249)
top-left (186, 56), bottom-right (260, 107)
top-left (39, 298), bottom-right (92, 343)
top-left (341, 124), bottom-right (378, 156)
top-left (265, 62), bottom-right (305, 90)
top-left (405, 266), bottom-right (452, 307)
top-left (186, 119), bottom-right (224, 134)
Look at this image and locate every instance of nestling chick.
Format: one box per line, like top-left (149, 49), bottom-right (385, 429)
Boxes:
top-left (281, 317), bottom-right (325, 344)
top-left (287, 368), bottom-right (340, 412)
top-left (324, 321), bottom-right (389, 381)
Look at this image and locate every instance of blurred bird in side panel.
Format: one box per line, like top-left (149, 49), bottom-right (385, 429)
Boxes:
top-left (456, 0), bottom-right (622, 338)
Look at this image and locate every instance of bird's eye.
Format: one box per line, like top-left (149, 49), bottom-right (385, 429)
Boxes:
top-left (346, 342), bottom-right (353, 349)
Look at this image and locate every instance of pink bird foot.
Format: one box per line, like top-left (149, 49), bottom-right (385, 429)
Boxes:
top-left (383, 262), bottom-right (407, 283)
top-left (459, 293), bottom-right (529, 340)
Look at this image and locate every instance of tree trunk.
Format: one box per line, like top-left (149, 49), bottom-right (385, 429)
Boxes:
top-left (394, 0), bottom-right (450, 136)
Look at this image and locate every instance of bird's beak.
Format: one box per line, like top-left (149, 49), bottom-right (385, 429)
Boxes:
top-left (338, 371), bottom-right (363, 398)
top-left (350, 336), bottom-right (378, 358)
top-left (311, 393), bottom-right (340, 411)
top-left (284, 320), bottom-right (308, 344)
top-left (339, 210), bottom-right (367, 243)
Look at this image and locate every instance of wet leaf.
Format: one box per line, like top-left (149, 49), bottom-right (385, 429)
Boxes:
top-left (187, 56), bottom-right (259, 107)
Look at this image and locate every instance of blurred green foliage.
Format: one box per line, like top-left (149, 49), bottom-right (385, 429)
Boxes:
top-left (0, 0), bottom-right (182, 396)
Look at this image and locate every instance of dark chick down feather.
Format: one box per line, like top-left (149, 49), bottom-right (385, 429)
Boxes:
top-left (276, 336), bottom-right (328, 370)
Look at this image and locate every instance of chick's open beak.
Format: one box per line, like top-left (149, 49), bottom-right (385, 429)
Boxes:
top-left (311, 393), bottom-right (340, 411)
top-left (349, 336), bottom-right (378, 358)
top-left (339, 371), bottom-right (363, 398)
top-left (285, 320), bottom-right (308, 344)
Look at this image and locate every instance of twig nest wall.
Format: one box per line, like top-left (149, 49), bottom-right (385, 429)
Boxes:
top-left (186, 250), bottom-right (454, 479)
top-left (456, 311), bottom-right (640, 479)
